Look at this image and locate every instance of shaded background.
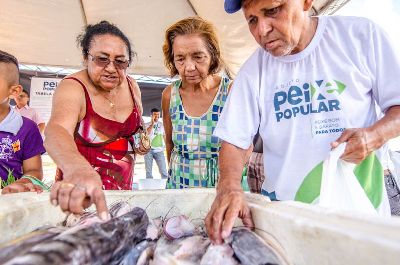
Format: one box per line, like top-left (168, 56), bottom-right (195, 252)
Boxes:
top-left (18, 70), bottom-right (165, 116)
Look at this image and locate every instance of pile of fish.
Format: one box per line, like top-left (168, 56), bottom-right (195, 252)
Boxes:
top-left (0, 201), bottom-right (284, 265)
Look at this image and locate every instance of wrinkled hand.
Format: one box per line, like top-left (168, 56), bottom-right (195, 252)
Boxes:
top-left (135, 142), bottom-right (150, 155)
top-left (205, 188), bottom-right (254, 244)
top-left (1, 182), bottom-right (43, 194)
top-left (331, 128), bottom-right (383, 164)
top-left (50, 168), bottom-right (109, 221)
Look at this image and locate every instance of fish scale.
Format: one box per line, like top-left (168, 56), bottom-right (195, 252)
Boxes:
top-left (4, 207), bottom-right (149, 265)
top-left (229, 228), bottom-right (282, 265)
top-left (0, 226), bottom-right (67, 263)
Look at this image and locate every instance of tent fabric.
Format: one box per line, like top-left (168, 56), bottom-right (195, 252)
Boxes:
top-left (0, 0), bottom-right (347, 78)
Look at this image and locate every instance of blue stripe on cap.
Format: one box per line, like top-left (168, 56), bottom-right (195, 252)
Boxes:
top-left (224, 0), bottom-right (242, 13)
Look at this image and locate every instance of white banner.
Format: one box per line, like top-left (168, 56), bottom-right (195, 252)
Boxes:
top-left (29, 77), bottom-right (61, 123)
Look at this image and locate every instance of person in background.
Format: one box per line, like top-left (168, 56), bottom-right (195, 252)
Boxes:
top-left (161, 17), bottom-right (232, 188)
top-left (381, 144), bottom-right (400, 215)
top-left (377, 109), bottom-right (400, 216)
top-left (206, 0), bottom-right (400, 244)
top-left (45, 21), bottom-right (144, 219)
top-left (144, 107), bottom-right (168, 179)
top-left (0, 50), bottom-right (45, 194)
top-left (247, 131), bottom-right (265, 194)
top-left (14, 89), bottom-right (46, 134)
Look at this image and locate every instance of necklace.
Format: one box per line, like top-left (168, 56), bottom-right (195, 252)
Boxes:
top-left (99, 91), bottom-right (115, 108)
top-left (90, 77), bottom-right (116, 108)
top-left (104, 96), bottom-right (115, 108)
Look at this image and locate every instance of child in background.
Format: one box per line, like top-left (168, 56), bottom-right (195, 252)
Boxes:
top-left (0, 50), bottom-right (46, 194)
top-left (14, 89), bottom-right (46, 134)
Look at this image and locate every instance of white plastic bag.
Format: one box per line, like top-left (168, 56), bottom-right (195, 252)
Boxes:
top-left (319, 143), bottom-right (377, 215)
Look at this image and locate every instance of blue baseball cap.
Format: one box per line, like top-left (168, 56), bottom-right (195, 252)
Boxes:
top-left (224, 0), bottom-right (242, 14)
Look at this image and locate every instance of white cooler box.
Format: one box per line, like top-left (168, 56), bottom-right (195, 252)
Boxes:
top-left (0, 189), bottom-right (400, 265)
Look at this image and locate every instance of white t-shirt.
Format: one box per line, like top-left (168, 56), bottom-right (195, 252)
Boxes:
top-left (214, 16), bottom-right (400, 206)
top-left (145, 121), bottom-right (165, 153)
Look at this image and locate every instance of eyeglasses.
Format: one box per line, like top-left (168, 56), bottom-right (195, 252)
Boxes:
top-left (88, 54), bottom-right (130, 70)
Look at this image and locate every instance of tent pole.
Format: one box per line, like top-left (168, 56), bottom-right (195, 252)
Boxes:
top-left (186, 0), bottom-right (199, 16)
top-left (79, 0), bottom-right (88, 26)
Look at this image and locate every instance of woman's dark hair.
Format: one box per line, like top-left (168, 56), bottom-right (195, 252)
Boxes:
top-left (162, 17), bottom-right (224, 77)
top-left (77, 21), bottom-right (135, 62)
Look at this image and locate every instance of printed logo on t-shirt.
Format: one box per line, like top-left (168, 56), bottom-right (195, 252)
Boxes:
top-left (149, 123), bottom-right (164, 149)
top-left (153, 123), bottom-right (162, 135)
top-left (273, 79), bottom-right (346, 123)
top-left (0, 137), bottom-right (14, 160)
top-left (311, 116), bottom-right (346, 136)
top-left (12, 140), bottom-right (21, 152)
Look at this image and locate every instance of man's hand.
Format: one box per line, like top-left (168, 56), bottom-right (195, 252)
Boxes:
top-left (331, 106), bottom-right (400, 164)
top-left (206, 141), bottom-right (254, 244)
top-left (205, 188), bottom-right (254, 244)
top-left (331, 128), bottom-right (383, 164)
top-left (50, 168), bottom-right (109, 221)
top-left (147, 120), bottom-right (155, 134)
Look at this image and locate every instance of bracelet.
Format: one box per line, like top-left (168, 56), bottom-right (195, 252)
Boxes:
top-left (21, 175), bottom-right (51, 191)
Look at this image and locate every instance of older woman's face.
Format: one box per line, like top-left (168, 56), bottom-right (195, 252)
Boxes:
top-left (172, 34), bottom-right (212, 84)
top-left (86, 34), bottom-right (129, 91)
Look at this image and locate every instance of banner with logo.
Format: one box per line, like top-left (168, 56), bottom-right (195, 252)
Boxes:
top-left (29, 77), bottom-right (61, 123)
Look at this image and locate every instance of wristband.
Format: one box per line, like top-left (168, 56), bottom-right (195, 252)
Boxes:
top-left (21, 175), bottom-right (51, 191)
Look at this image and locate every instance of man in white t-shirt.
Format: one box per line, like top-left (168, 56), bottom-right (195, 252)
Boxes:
top-left (206, 0), bottom-right (400, 244)
top-left (144, 108), bottom-right (168, 179)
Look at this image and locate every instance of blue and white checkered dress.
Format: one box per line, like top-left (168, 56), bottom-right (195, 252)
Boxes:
top-left (167, 77), bottom-right (231, 188)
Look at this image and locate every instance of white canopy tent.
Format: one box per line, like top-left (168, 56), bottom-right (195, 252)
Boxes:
top-left (0, 0), bottom-right (350, 77)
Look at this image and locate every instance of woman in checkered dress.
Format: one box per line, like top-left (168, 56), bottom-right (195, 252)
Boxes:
top-left (161, 17), bottom-right (231, 188)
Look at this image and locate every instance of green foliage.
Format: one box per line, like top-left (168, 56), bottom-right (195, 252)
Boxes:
top-left (1, 168), bottom-right (16, 189)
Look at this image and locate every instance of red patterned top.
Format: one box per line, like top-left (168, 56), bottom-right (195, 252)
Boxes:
top-left (56, 77), bottom-right (141, 190)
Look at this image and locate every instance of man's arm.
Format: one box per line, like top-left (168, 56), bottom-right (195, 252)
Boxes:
top-left (146, 122), bottom-right (154, 134)
top-left (333, 105), bottom-right (400, 163)
top-left (218, 141), bottom-right (246, 189)
top-left (335, 23), bottom-right (400, 163)
top-left (205, 141), bottom-right (254, 244)
top-left (370, 106), bottom-right (400, 145)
